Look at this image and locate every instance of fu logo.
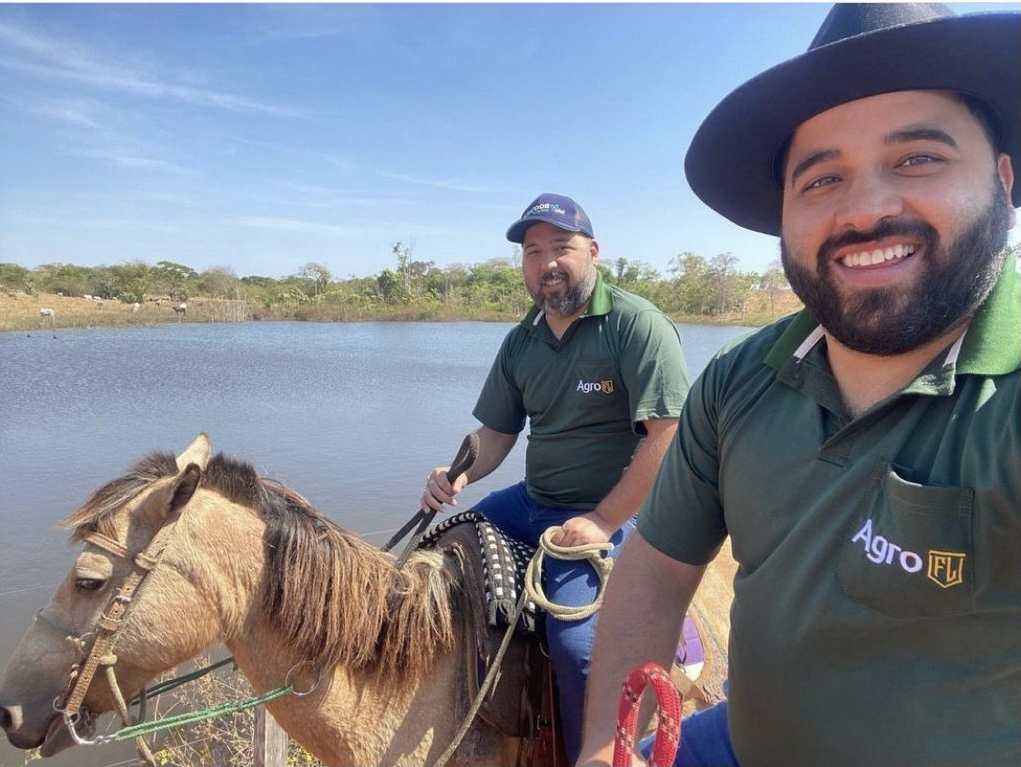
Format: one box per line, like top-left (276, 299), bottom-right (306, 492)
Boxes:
top-left (927, 550), bottom-right (967, 588)
top-left (577, 378), bottom-right (615, 395)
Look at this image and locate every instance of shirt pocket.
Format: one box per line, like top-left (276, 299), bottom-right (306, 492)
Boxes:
top-left (570, 358), bottom-right (625, 421)
top-left (836, 459), bottom-right (975, 618)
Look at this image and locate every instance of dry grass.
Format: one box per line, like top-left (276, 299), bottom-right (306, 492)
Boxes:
top-left (151, 656), bottom-right (321, 767)
top-left (0, 289), bottom-right (804, 334)
top-left (0, 292), bottom-right (246, 332)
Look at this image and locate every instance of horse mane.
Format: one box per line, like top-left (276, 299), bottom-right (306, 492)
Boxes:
top-left (63, 450), bottom-right (467, 685)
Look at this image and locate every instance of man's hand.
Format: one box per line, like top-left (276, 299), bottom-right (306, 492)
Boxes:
top-left (420, 466), bottom-right (469, 512)
top-left (552, 510), bottom-right (614, 546)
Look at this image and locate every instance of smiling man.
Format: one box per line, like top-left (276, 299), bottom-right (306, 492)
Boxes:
top-left (422, 192), bottom-right (689, 763)
top-left (578, 4), bottom-right (1019, 767)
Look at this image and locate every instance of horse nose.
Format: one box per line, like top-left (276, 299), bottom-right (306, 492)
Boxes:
top-left (1, 702), bottom-right (23, 732)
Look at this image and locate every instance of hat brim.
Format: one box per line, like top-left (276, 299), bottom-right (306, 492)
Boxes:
top-left (684, 12), bottom-right (1021, 236)
top-left (506, 216), bottom-right (591, 244)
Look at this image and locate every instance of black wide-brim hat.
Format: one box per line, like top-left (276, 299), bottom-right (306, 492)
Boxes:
top-left (684, 3), bottom-right (1021, 236)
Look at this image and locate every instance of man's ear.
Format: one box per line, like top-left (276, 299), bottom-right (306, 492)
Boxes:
top-left (997, 154), bottom-right (1016, 227)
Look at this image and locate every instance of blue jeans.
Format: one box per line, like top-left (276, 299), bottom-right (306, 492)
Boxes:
top-left (472, 481), bottom-right (635, 766)
top-left (640, 702), bottom-right (738, 766)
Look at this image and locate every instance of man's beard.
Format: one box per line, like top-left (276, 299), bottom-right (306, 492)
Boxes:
top-left (781, 177), bottom-right (1012, 356)
top-left (530, 264), bottom-right (597, 317)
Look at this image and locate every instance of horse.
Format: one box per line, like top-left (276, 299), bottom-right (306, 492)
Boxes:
top-left (0, 434), bottom-right (735, 765)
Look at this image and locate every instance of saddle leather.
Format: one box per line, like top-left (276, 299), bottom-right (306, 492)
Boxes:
top-left (427, 516), bottom-right (555, 748)
top-left (425, 513), bottom-right (727, 760)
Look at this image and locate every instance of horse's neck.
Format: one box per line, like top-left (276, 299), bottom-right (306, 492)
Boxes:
top-left (225, 631), bottom-right (470, 766)
top-left (189, 504), bottom-right (509, 765)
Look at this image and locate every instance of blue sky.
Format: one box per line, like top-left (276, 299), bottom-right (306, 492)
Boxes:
top-left (1, 2), bottom-right (1018, 280)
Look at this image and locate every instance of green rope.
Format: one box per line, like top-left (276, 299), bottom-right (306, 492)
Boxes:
top-left (128, 657), bottom-right (236, 706)
top-left (108, 684), bottom-right (293, 742)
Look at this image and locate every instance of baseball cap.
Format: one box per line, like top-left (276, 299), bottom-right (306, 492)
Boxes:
top-left (505, 193), bottom-right (594, 244)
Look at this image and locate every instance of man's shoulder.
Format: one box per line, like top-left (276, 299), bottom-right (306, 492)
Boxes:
top-left (606, 284), bottom-right (670, 316)
top-left (496, 321), bottom-right (533, 356)
top-left (602, 286), bottom-right (679, 339)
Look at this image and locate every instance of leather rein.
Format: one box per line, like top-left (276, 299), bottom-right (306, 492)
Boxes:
top-left (34, 513), bottom-right (187, 764)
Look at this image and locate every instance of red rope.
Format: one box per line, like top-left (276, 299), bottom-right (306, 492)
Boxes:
top-left (612, 662), bottom-right (682, 767)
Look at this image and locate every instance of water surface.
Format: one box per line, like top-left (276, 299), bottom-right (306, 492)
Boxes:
top-left (0, 320), bottom-right (753, 767)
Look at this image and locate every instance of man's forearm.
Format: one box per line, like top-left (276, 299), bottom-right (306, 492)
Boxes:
top-left (592, 417), bottom-right (677, 530)
top-left (577, 533), bottom-right (704, 766)
top-left (464, 425), bottom-right (517, 484)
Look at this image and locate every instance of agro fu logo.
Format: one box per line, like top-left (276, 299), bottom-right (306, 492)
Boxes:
top-left (577, 378), bottom-right (615, 395)
top-left (850, 519), bottom-right (967, 588)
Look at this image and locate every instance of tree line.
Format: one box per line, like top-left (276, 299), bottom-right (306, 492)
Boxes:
top-left (0, 242), bottom-right (798, 323)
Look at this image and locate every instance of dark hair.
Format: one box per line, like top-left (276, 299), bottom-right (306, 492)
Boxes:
top-left (959, 93), bottom-right (1005, 156)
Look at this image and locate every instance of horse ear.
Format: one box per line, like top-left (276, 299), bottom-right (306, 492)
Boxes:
top-left (177, 433), bottom-right (211, 472)
top-left (169, 463), bottom-right (202, 513)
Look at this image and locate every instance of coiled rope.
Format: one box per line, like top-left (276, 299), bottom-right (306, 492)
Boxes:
top-left (613, 662), bottom-right (682, 767)
top-left (524, 526), bottom-right (614, 620)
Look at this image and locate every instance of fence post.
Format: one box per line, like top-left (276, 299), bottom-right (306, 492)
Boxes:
top-left (254, 706), bottom-right (289, 766)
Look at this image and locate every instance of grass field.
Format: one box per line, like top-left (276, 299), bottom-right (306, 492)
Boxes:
top-left (0, 292), bottom-right (244, 332)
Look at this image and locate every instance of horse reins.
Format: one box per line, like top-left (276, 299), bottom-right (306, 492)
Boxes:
top-left (382, 431), bottom-right (480, 567)
top-left (43, 514), bottom-right (188, 766)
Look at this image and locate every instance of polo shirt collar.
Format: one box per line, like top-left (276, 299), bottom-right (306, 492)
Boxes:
top-left (519, 272), bottom-right (613, 328)
top-left (765, 251), bottom-right (1021, 376)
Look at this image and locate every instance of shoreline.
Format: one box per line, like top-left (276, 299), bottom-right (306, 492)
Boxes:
top-left (1, 291), bottom-right (801, 334)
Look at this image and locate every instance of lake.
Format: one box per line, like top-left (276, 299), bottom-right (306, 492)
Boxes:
top-left (0, 320), bottom-right (753, 767)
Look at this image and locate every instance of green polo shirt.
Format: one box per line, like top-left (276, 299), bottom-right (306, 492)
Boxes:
top-left (474, 275), bottom-right (689, 509)
top-left (639, 254), bottom-right (1021, 766)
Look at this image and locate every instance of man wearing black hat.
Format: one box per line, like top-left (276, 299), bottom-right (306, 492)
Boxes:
top-left (422, 192), bottom-right (689, 763)
top-left (579, 4), bottom-right (1019, 767)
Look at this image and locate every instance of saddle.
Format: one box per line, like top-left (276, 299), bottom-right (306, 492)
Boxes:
top-left (419, 512), bottom-right (728, 761)
top-left (421, 512), bottom-right (566, 765)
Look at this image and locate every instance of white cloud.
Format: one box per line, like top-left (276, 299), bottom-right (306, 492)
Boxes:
top-left (0, 21), bottom-right (307, 118)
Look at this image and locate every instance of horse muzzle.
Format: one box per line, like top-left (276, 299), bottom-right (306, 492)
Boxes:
top-left (0, 702), bottom-right (94, 756)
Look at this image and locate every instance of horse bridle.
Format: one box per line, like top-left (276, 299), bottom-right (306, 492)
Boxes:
top-left (39, 512), bottom-right (186, 750)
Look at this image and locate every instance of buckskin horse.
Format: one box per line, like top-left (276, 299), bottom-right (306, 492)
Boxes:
top-left (0, 434), bottom-right (734, 765)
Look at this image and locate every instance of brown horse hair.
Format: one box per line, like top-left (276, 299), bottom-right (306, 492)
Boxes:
top-left (62, 450), bottom-right (464, 686)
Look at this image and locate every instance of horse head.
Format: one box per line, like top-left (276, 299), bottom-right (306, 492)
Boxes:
top-left (0, 434), bottom-right (217, 757)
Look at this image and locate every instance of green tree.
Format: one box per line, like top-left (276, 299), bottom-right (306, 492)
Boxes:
top-left (151, 260), bottom-right (198, 300)
top-left (199, 266), bottom-right (243, 299)
top-left (106, 260), bottom-right (151, 302)
top-left (297, 263), bottom-right (332, 299)
top-left (759, 258), bottom-right (789, 313)
top-left (34, 262), bottom-right (93, 297)
top-left (670, 252), bottom-right (711, 315)
top-left (0, 262), bottom-right (31, 291)
top-left (376, 268), bottom-right (411, 305)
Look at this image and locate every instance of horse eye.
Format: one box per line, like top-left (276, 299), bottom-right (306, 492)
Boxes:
top-left (75, 578), bottom-right (105, 592)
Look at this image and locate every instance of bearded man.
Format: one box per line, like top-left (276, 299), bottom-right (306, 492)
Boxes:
top-left (422, 192), bottom-right (689, 763)
top-left (579, 4), bottom-right (1020, 767)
